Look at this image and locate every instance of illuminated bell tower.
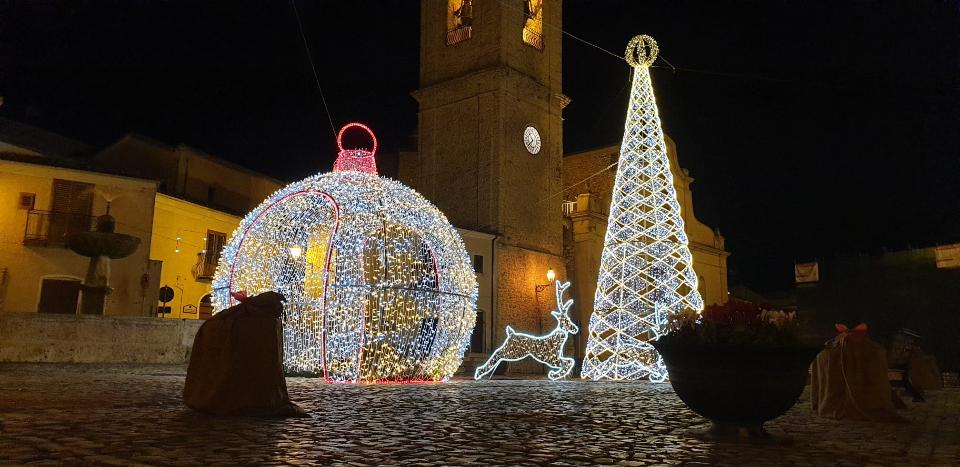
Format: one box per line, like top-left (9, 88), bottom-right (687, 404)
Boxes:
top-left (400, 0), bottom-right (568, 363)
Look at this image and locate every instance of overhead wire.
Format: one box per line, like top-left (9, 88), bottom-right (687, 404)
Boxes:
top-left (540, 159), bottom-right (620, 205)
top-left (291, 0), bottom-right (337, 141)
top-left (284, 1), bottom-right (945, 211)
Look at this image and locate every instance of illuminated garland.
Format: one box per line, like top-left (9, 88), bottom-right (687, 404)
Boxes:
top-left (474, 281), bottom-right (578, 381)
top-left (581, 36), bottom-right (704, 382)
top-left (211, 123), bottom-right (478, 383)
top-left (625, 34), bottom-right (658, 67)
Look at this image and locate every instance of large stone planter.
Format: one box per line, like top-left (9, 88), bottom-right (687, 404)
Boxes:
top-left (652, 341), bottom-right (821, 442)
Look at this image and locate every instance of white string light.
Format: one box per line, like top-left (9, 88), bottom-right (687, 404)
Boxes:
top-left (211, 123), bottom-right (478, 383)
top-left (474, 281), bottom-right (578, 381)
top-left (581, 36), bottom-right (704, 382)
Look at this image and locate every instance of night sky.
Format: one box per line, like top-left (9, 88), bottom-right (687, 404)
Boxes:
top-left (2, 1), bottom-right (959, 292)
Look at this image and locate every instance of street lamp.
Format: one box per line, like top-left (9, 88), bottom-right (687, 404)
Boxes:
top-left (534, 269), bottom-right (557, 334)
top-left (535, 269), bottom-right (556, 293)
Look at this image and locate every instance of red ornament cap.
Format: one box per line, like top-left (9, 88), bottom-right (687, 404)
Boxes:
top-left (333, 122), bottom-right (378, 175)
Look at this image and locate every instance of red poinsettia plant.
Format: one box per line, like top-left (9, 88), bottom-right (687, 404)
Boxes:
top-left (658, 300), bottom-right (799, 347)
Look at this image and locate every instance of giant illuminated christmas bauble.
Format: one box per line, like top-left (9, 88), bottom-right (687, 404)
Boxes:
top-left (211, 123), bottom-right (478, 383)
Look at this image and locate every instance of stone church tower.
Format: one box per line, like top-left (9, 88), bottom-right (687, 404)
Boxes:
top-left (399, 0), bottom-right (568, 363)
top-left (400, 1), bottom-right (728, 373)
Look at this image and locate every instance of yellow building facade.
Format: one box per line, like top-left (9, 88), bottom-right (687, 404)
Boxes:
top-left (93, 134), bottom-right (284, 319)
top-left (149, 194), bottom-right (241, 319)
top-left (0, 159), bottom-right (157, 315)
top-left (1, 123), bottom-right (282, 320)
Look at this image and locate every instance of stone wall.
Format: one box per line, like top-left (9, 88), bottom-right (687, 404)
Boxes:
top-left (0, 313), bottom-right (202, 363)
top-left (495, 243), bottom-right (567, 375)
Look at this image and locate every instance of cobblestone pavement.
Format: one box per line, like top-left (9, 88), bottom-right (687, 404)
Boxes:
top-left (0, 364), bottom-right (957, 465)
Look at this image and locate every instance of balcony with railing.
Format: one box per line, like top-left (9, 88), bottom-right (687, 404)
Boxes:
top-left (192, 254), bottom-right (218, 282)
top-left (523, 27), bottom-right (543, 50)
top-left (446, 26), bottom-right (472, 45)
top-left (192, 232), bottom-right (226, 282)
top-left (23, 210), bottom-right (96, 247)
top-left (562, 200), bottom-right (578, 217)
top-left (562, 193), bottom-right (604, 218)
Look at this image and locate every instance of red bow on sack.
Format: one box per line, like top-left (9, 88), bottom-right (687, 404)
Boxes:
top-left (835, 323), bottom-right (868, 334)
top-left (230, 291), bottom-right (249, 302)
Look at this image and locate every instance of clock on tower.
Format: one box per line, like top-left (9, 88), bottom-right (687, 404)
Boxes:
top-left (524, 126), bottom-right (542, 155)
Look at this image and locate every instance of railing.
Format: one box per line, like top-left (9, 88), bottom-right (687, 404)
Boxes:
top-left (561, 200), bottom-right (577, 217)
top-left (562, 194), bottom-right (604, 217)
top-left (446, 26), bottom-right (472, 45)
top-left (192, 253), bottom-right (218, 281)
top-left (23, 210), bottom-right (96, 247)
top-left (523, 28), bottom-right (543, 50)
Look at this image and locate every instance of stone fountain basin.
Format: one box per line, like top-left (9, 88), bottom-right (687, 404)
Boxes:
top-left (66, 232), bottom-right (141, 259)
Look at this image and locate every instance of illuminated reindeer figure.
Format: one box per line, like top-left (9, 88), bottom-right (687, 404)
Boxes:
top-left (474, 281), bottom-right (579, 380)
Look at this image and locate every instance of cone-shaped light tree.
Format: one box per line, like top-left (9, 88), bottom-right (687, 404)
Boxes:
top-left (581, 35), bottom-right (704, 382)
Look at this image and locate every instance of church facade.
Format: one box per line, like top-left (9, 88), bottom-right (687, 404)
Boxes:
top-left (398, 0), bottom-right (728, 371)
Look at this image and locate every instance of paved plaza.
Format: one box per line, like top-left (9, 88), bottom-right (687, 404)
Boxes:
top-left (0, 364), bottom-right (957, 465)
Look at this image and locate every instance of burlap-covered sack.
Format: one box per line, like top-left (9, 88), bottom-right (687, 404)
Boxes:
top-left (811, 324), bottom-right (904, 421)
top-left (183, 291), bottom-right (305, 417)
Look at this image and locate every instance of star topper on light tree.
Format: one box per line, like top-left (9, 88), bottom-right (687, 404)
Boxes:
top-left (581, 35), bottom-right (704, 382)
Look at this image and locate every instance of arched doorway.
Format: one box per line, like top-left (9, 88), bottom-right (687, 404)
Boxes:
top-left (198, 294), bottom-right (213, 320)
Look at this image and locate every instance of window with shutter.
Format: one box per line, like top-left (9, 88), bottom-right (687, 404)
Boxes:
top-left (198, 230), bottom-right (227, 279)
top-left (47, 179), bottom-right (94, 246)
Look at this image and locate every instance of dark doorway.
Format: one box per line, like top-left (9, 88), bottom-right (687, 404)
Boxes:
top-left (37, 277), bottom-right (81, 314)
top-left (470, 310), bottom-right (484, 353)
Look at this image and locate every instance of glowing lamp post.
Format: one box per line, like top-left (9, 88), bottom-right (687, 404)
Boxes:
top-left (536, 269), bottom-right (557, 293)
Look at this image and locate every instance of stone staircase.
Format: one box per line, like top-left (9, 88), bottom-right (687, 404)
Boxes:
top-left (455, 353), bottom-right (489, 377)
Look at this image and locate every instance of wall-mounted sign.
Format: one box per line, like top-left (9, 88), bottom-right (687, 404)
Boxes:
top-left (935, 244), bottom-right (960, 269)
top-left (795, 262), bottom-right (819, 284)
top-left (158, 285), bottom-right (174, 303)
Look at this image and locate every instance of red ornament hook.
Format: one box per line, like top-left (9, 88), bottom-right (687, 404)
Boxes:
top-left (333, 122), bottom-right (379, 175)
top-left (336, 122), bottom-right (378, 156)
top-left (333, 122), bottom-right (377, 175)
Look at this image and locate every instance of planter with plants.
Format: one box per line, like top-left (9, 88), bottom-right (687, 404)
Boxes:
top-left (652, 301), bottom-right (821, 442)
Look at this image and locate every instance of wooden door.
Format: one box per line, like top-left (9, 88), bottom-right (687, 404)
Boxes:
top-left (37, 277), bottom-right (81, 314)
